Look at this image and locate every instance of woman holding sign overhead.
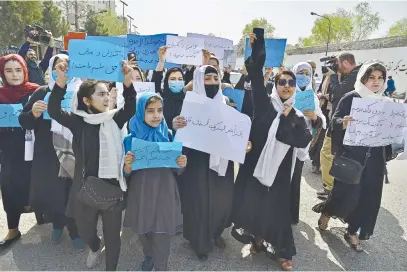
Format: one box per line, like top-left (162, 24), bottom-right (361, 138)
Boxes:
top-left (19, 54), bottom-right (84, 250)
top-left (231, 31), bottom-right (312, 271)
top-left (0, 54), bottom-right (38, 248)
top-left (172, 65), bottom-right (235, 261)
top-left (152, 46), bottom-right (185, 132)
top-left (47, 59), bottom-right (136, 270)
top-left (290, 62), bottom-right (326, 225)
top-left (123, 92), bottom-right (186, 271)
top-left (313, 61), bottom-right (393, 252)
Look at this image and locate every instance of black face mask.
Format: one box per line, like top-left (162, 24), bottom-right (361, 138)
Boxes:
top-left (204, 84), bottom-right (219, 99)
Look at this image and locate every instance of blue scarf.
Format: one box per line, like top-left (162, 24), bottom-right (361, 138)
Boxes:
top-left (127, 92), bottom-right (169, 142)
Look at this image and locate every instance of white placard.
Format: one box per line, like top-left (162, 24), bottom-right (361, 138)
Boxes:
top-left (133, 82), bottom-right (155, 93)
top-left (187, 33), bottom-right (234, 68)
top-left (165, 36), bottom-right (204, 65)
top-left (174, 92), bottom-right (251, 163)
top-left (396, 128), bottom-right (407, 160)
top-left (344, 98), bottom-right (407, 147)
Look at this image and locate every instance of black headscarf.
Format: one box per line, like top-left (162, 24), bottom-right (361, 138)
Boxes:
top-left (162, 67), bottom-right (185, 131)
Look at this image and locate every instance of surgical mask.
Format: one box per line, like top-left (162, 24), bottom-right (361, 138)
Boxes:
top-left (204, 84), bottom-right (219, 99)
top-left (52, 70), bottom-right (73, 83)
top-left (296, 74), bottom-right (311, 88)
top-left (168, 81), bottom-right (184, 93)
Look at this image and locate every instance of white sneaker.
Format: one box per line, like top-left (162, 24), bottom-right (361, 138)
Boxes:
top-left (86, 249), bottom-right (101, 269)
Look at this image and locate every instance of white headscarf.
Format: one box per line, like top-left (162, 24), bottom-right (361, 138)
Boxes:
top-left (70, 82), bottom-right (127, 192)
top-left (48, 54), bottom-right (82, 142)
top-left (292, 62), bottom-right (326, 161)
top-left (253, 83), bottom-right (302, 187)
top-left (192, 65), bottom-right (229, 176)
top-left (354, 60), bottom-right (388, 99)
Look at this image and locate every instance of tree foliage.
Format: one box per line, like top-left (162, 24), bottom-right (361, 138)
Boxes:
top-left (0, 1), bottom-right (42, 47)
top-left (84, 9), bottom-right (127, 36)
top-left (41, 1), bottom-right (69, 38)
top-left (236, 17), bottom-right (275, 56)
top-left (387, 17), bottom-right (407, 37)
top-left (298, 2), bottom-right (381, 47)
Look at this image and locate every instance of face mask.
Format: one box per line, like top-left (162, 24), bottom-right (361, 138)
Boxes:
top-left (168, 81), bottom-right (184, 93)
top-left (52, 70), bottom-right (73, 83)
top-left (204, 84), bottom-right (219, 99)
top-left (296, 74), bottom-right (311, 88)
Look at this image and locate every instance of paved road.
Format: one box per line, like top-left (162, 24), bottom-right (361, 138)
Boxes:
top-left (1, 160), bottom-right (406, 271)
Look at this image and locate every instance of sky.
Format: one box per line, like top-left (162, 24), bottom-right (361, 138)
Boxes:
top-left (117, 0), bottom-right (407, 45)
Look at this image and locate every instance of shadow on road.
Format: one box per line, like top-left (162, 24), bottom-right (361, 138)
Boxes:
top-left (319, 207), bottom-right (407, 271)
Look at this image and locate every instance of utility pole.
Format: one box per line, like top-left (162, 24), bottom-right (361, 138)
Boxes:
top-left (127, 15), bottom-right (134, 33)
top-left (120, 0), bottom-right (128, 20)
top-left (74, 0), bottom-right (79, 32)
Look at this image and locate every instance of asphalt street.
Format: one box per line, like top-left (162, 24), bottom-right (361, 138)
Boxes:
top-left (1, 160), bottom-right (406, 271)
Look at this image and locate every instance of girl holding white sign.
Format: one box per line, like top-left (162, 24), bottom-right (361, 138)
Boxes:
top-left (172, 65), bottom-right (235, 261)
top-left (123, 92), bottom-right (186, 271)
top-left (313, 61), bottom-right (393, 252)
top-left (231, 31), bottom-right (312, 271)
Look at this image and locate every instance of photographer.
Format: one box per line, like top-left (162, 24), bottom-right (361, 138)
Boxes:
top-left (18, 30), bottom-right (54, 85)
top-left (318, 52), bottom-right (361, 199)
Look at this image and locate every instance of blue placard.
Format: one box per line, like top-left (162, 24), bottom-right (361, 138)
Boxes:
top-left (131, 138), bottom-right (182, 170)
top-left (126, 34), bottom-right (180, 70)
top-left (43, 91), bottom-right (74, 119)
top-left (294, 89), bottom-right (316, 112)
top-left (223, 88), bottom-right (244, 112)
top-left (245, 38), bottom-right (287, 68)
top-left (86, 36), bottom-right (127, 59)
top-left (68, 39), bottom-right (125, 82)
top-left (0, 104), bottom-right (23, 127)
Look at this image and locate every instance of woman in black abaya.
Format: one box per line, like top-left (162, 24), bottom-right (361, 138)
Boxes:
top-left (231, 32), bottom-right (312, 271)
top-left (172, 65), bottom-right (235, 261)
top-left (313, 61), bottom-right (393, 252)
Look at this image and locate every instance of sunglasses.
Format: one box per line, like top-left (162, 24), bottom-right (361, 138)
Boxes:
top-left (278, 79), bottom-right (296, 87)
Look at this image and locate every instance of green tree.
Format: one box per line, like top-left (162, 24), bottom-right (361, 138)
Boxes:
top-left (298, 2), bottom-right (381, 47)
top-left (41, 0), bottom-right (69, 38)
top-left (84, 9), bottom-right (127, 36)
top-left (236, 17), bottom-right (275, 56)
top-left (387, 17), bottom-right (407, 36)
top-left (350, 2), bottom-right (381, 41)
top-left (0, 1), bottom-right (43, 47)
top-left (97, 9), bottom-right (128, 36)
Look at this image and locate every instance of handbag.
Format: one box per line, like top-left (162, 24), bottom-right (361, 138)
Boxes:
top-left (77, 130), bottom-right (125, 211)
top-left (329, 147), bottom-right (372, 185)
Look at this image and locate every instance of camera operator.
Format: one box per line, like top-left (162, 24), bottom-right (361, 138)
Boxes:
top-left (18, 30), bottom-right (54, 85)
top-left (318, 52), bottom-right (361, 199)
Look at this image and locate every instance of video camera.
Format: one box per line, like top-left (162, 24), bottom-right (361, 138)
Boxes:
top-left (320, 55), bottom-right (338, 74)
top-left (24, 25), bottom-right (52, 45)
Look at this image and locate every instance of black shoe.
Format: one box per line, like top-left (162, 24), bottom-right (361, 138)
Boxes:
top-left (214, 236), bottom-right (226, 249)
top-left (359, 232), bottom-right (371, 241)
top-left (0, 231), bottom-right (21, 249)
top-left (197, 254), bottom-right (208, 261)
top-left (141, 256), bottom-right (154, 271)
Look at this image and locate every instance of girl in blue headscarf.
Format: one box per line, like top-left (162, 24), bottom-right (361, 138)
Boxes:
top-left (123, 92), bottom-right (186, 271)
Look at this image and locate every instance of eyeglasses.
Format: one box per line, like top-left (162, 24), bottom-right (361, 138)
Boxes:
top-left (278, 79), bottom-right (296, 87)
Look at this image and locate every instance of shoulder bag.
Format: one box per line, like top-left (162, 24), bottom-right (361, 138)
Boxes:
top-left (77, 130), bottom-right (125, 211)
top-left (329, 147), bottom-right (372, 185)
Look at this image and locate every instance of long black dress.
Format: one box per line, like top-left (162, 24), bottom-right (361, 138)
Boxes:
top-left (231, 36), bottom-right (312, 259)
top-left (19, 86), bottom-right (73, 220)
top-left (313, 91), bottom-right (392, 237)
top-left (0, 95), bottom-right (32, 229)
top-left (177, 149), bottom-right (234, 257)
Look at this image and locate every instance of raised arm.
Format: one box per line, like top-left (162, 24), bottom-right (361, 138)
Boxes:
top-left (48, 82), bottom-right (79, 133)
top-left (245, 32), bottom-right (268, 118)
top-left (276, 110), bottom-right (312, 148)
top-left (39, 38), bottom-right (54, 72)
top-left (18, 86), bottom-right (48, 130)
top-left (18, 41), bottom-right (30, 59)
top-left (113, 83), bottom-right (137, 128)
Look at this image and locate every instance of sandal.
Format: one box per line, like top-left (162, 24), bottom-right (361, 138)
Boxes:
top-left (279, 259), bottom-right (293, 271)
top-left (344, 232), bottom-right (363, 252)
top-left (318, 214), bottom-right (329, 231)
